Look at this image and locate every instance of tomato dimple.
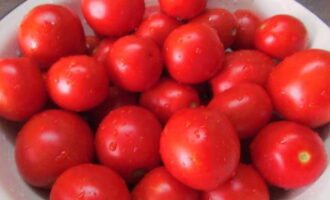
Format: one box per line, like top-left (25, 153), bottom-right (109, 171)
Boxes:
top-left (298, 151), bottom-right (311, 164)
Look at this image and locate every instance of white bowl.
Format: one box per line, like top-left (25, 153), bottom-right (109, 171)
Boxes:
top-left (0, 0), bottom-right (329, 199)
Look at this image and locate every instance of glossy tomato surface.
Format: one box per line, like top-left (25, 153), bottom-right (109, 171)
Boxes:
top-left (159, 0), bottom-right (207, 19)
top-left (86, 35), bottom-right (101, 55)
top-left (93, 38), bottom-right (116, 67)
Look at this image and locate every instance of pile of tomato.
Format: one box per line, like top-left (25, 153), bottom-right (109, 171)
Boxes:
top-left (0, 0), bottom-right (329, 199)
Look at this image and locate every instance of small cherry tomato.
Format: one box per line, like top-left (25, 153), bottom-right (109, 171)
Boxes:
top-left (164, 23), bottom-right (224, 84)
top-left (202, 164), bottom-right (270, 200)
top-left (82, 0), bottom-right (145, 36)
top-left (144, 5), bottom-right (161, 19)
top-left (159, 0), bottom-right (207, 19)
top-left (96, 106), bottom-right (162, 183)
top-left (250, 121), bottom-right (327, 189)
top-left (86, 35), bottom-right (101, 54)
top-left (15, 109), bottom-right (94, 188)
top-left (50, 164), bottom-right (130, 200)
top-left (255, 14), bottom-right (308, 59)
top-left (160, 107), bottom-right (240, 191)
top-left (93, 38), bottom-right (116, 67)
top-left (132, 167), bottom-right (200, 200)
top-left (107, 35), bottom-right (163, 92)
top-left (19, 4), bottom-right (86, 68)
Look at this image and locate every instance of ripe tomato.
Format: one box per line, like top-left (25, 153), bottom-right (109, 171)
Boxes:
top-left (82, 0), bottom-right (145, 36)
top-left (140, 78), bottom-right (200, 123)
top-left (202, 164), bottom-right (269, 200)
top-left (232, 9), bottom-right (261, 49)
top-left (208, 83), bottom-right (273, 139)
top-left (19, 4), bottom-right (86, 68)
top-left (107, 35), bottom-right (163, 92)
top-left (192, 8), bottom-right (237, 49)
top-left (255, 15), bottom-right (308, 59)
top-left (132, 167), bottom-right (200, 200)
top-left (0, 58), bottom-right (46, 121)
top-left (93, 38), bottom-right (116, 67)
top-left (268, 49), bottom-right (330, 127)
top-left (47, 55), bottom-right (109, 112)
top-left (160, 107), bottom-right (240, 191)
top-left (50, 164), bottom-right (130, 200)
top-left (210, 50), bottom-right (275, 95)
top-left (85, 35), bottom-right (101, 54)
top-left (15, 109), bottom-right (94, 188)
top-left (159, 0), bottom-right (207, 19)
top-left (96, 106), bottom-right (162, 183)
top-left (136, 13), bottom-right (180, 47)
top-left (250, 121), bottom-right (327, 188)
top-left (164, 23), bottom-right (224, 84)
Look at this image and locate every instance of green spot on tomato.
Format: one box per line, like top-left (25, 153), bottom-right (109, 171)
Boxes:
top-left (298, 151), bottom-right (311, 164)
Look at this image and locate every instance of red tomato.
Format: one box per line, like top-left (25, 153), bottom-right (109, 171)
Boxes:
top-left (202, 164), bottom-right (269, 200)
top-left (210, 50), bottom-right (275, 95)
top-left (132, 167), bottom-right (200, 200)
top-left (232, 9), bottom-right (262, 49)
top-left (136, 13), bottom-right (180, 47)
top-left (192, 8), bottom-right (237, 49)
top-left (50, 164), bottom-right (130, 200)
top-left (159, 0), bottom-right (207, 19)
top-left (86, 35), bottom-right (101, 54)
top-left (47, 55), bottom-right (109, 112)
top-left (255, 15), bottom-right (308, 59)
top-left (19, 4), bottom-right (86, 68)
top-left (93, 38), bottom-right (116, 67)
top-left (164, 23), bottom-right (224, 84)
top-left (268, 49), bottom-right (330, 127)
top-left (96, 106), bottom-right (162, 183)
top-left (140, 78), bottom-right (200, 123)
top-left (160, 107), bottom-right (240, 190)
top-left (82, 0), bottom-right (145, 36)
top-left (107, 35), bottom-right (163, 92)
top-left (250, 121), bottom-right (327, 188)
top-left (208, 83), bottom-right (273, 139)
top-left (0, 58), bottom-right (46, 121)
top-left (15, 109), bottom-right (94, 188)
top-left (144, 6), bottom-right (161, 19)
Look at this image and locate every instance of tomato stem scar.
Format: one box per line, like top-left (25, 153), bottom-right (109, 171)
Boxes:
top-left (298, 151), bottom-right (311, 164)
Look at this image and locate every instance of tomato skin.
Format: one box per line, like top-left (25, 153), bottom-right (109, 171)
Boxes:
top-left (255, 15), bottom-right (308, 59)
top-left (140, 78), bottom-right (200, 123)
top-left (159, 0), bottom-right (207, 19)
top-left (164, 23), bottom-right (224, 84)
top-left (47, 55), bottom-right (109, 112)
top-left (92, 38), bottom-right (116, 67)
top-left (160, 107), bottom-right (240, 191)
top-left (107, 35), bottom-right (163, 92)
top-left (82, 0), bottom-right (145, 36)
top-left (132, 167), bottom-right (200, 200)
top-left (250, 121), bottom-right (327, 189)
top-left (192, 8), bottom-right (237, 49)
top-left (19, 4), bottom-right (86, 68)
top-left (15, 109), bottom-right (94, 188)
top-left (136, 13), bottom-right (180, 47)
top-left (208, 83), bottom-right (273, 139)
top-left (50, 164), bottom-right (130, 200)
top-left (86, 35), bottom-right (101, 55)
top-left (0, 58), bottom-right (46, 121)
top-left (96, 106), bottom-right (162, 183)
top-left (268, 49), bottom-right (330, 127)
top-left (210, 50), bottom-right (275, 95)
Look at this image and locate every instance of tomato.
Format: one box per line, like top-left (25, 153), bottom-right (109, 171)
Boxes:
top-left (202, 164), bottom-right (269, 200)
top-left (47, 55), bottom-right (109, 112)
top-left (232, 9), bottom-right (261, 49)
top-left (210, 50), bottom-right (275, 95)
top-left (140, 78), bottom-right (200, 123)
top-left (255, 15), bottom-right (308, 59)
top-left (208, 83), bottom-right (273, 139)
top-left (93, 38), bottom-right (116, 67)
top-left (107, 35), bottom-right (163, 92)
top-left (15, 109), bottom-right (94, 188)
top-left (268, 49), bottom-right (330, 127)
top-left (86, 35), bottom-right (101, 54)
top-left (136, 13), bottom-right (180, 47)
top-left (0, 58), bottom-right (46, 121)
top-left (250, 121), bottom-right (327, 188)
top-left (132, 167), bottom-right (200, 200)
top-left (192, 8), bottom-right (237, 49)
top-left (81, 0), bottom-right (145, 36)
top-left (19, 4), bottom-right (86, 68)
top-left (144, 6), bottom-right (161, 19)
top-left (96, 106), bottom-right (162, 183)
top-left (164, 23), bottom-right (224, 84)
top-left (159, 0), bottom-right (206, 19)
top-left (50, 164), bottom-right (130, 200)
top-left (160, 107), bottom-right (240, 190)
